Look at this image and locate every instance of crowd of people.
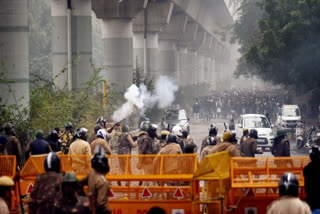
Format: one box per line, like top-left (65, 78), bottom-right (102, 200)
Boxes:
top-left (0, 110), bottom-right (319, 213)
top-left (193, 89), bottom-right (290, 123)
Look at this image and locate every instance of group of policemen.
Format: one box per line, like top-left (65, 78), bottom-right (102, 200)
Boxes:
top-left (199, 124), bottom-right (291, 159)
top-left (0, 116), bottom-right (319, 214)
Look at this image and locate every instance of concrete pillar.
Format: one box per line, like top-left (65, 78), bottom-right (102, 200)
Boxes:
top-left (0, 0), bottom-right (29, 108)
top-left (197, 55), bottom-right (205, 83)
top-left (52, 0), bottom-right (92, 89)
top-left (102, 19), bottom-right (133, 90)
top-left (158, 40), bottom-right (178, 79)
top-left (177, 47), bottom-right (188, 86)
top-left (185, 50), bottom-right (197, 85)
top-left (133, 32), bottom-right (158, 78)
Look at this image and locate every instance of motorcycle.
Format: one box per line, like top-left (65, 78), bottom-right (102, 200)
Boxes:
top-left (296, 123), bottom-right (318, 149)
top-left (296, 122), bottom-right (306, 149)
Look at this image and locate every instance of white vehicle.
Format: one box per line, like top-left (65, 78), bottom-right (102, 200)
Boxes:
top-left (235, 114), bottom-right (275, 149)
top-left (277, 105), bottom-right (301, 131)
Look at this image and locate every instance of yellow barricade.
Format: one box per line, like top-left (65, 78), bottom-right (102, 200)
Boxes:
top-left (0, 155), bottom-right (16, 178)
top-left (193, 151), bottom-right (231, 214)
top-left (19, 154), bottom-right (198, 214)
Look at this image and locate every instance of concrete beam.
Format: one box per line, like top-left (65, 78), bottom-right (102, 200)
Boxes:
top-left (92, 0), bottom-right (144, 19)
top-left (0, 0), bottom-right (29, 108)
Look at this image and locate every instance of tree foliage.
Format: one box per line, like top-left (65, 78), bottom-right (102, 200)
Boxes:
top-left (234, 0), bottom-right (320, 93)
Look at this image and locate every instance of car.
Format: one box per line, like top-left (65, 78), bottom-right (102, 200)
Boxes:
top-left (235, 114), bottom-right (275, 150)
top-left (161, 109), bottom-right (190, 133)
top-left (277, 105), bottom-right (301, 131)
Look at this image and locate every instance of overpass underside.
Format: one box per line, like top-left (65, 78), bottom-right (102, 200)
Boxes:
top-left (0, 0), bottom-right (233, 107)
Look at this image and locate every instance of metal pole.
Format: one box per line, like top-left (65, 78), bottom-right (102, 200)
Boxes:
top-left (67, 0), bottom-right (72, 90)
top-left (143, 1), bottom-right (148, 74)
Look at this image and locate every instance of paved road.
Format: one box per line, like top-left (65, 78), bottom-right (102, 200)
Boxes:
top-left (189, 119), bottom-right (309, 157)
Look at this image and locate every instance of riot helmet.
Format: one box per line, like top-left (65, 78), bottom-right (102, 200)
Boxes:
top-left (91, 145), bottom-right (110, 174)
top-left (44, 152), bottom-right (61, 173)
top-left (167, 134), bottom-right (178, 144)
top-left (97, 129), bottom-right (107, 141)
top-left (75, 128), bottom-right (88, 141)
top-left (279, 172), bottom-right (299, 197)
top-left (172, 125), bottom-right (183, 138)
top-left (249, 129), bottom-right (258, 139)
top-left (310, 145), bottom-right (320, 162)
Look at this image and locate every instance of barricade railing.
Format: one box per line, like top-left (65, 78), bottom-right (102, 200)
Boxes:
top-left (19, 154), bottom-right (198, 214)
top-left (0, 155), bottom-right (16, 178)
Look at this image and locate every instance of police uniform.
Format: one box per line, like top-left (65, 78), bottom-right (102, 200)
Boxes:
top-left (61, 132), bottom-right (73, 154)
top-left (30, 171), bottom-right (63, 214)
top-left (80, 170), bottom-right (112, 214)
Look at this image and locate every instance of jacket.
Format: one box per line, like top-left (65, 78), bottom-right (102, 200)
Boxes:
top-left (137, 131), bottom-right (154, 155)
top-left (61, 132), bottom-right (73, 154)
top-left (267, 196), bottom-right (311, 214)
top-left (209, 141), bottom-right (241, 157)
top-left (91, 137), bottom-right (112, 155)
top-left (200, 145), bottom-right (215, 160)
top-left (68, 139), bottom-right (91, 174)
top-left (153, 143), bottom-right (182, 174)
top-left (117, 132), bottom-right (137, 155)
top-left (30, 171), bottom-right (63, 214)
top-left (241, 138), bottom-right (259, 157)
top-left (80, 170), bottom-right (111, 214)
top-left (201, 136), bottom-right (220, 153)
top-left (25, 139), bottom-right (52, 160)
top-left (5, 134), bottom-right (22, 166)
top-left (271, 137), bottom-right (290, 157)
top-left (303, 160), bottom-right (320, 210)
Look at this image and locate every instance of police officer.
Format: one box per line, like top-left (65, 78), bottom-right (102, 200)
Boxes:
top-left (172, 125), bottom-right (185, 151)
top-left (61, 122), bottom-right (74, 154)
top-left (46, 130), bottom-right (61, 152)
top-left (3, 123), bottom-right (22, 167)
top-left (80, 146), bottom-right (112, 214)
top-left (0, 176), bottom-right (14, 214)
top-left (118, 125), bottom-right (137, 155)
top-left (182, 129), bottom-right (197, 153)
top-left (0, 136), bottom-right (8, 155)
top-left (271, 129), bottom-right (290, 157)
top-left (267, 173), bottom-right (311, 214)
top-left (30, 152), bottom-right (63, 214)
top-left (240, 128), bottom-right (249, 146)
top-left (91, 129), bottom-right (112, 155)
top-left (54, 173), bottom-right (90, 214)
top-left (25, 129), bottom-right (52, 160)
top-left (158, 134), bottom-right (182, 155)
top-left (69, 128), bottom-right (91, 174)
top-left (159, 131), bottom-right (170, 149)
top-left (209, 132), bottom-right (241, 157)
top-left (240, 129), bottom-right (263, 157)
top-left (137, 123), bottom-right (154, 178)
top-left (201, 124), bottom-right (220, 154)
top-left (303, 145), bottom-right (320, 212)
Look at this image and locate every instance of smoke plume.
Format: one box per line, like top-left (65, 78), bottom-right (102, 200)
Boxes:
top-left (112, 75), bottom-right (178, 121)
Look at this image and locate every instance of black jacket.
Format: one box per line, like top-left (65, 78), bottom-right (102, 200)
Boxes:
top-left (303, 160), bottom-right (320, 210)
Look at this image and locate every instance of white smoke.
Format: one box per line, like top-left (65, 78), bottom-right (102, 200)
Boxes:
top-left (112, 75), bottom-right (178, 122)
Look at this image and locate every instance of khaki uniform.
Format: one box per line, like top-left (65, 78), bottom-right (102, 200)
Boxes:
top-left (137, 131), bottom-right (155, 174)
top-left (241, 138), bottom-right (259, 157)
top-left (5, 134), bottom-right (22, 166)
top-left (91, 138), bottom-right (112, 155)
top-left (183, 137), bottom-right (198, 153)
top-left (209, 141), bottom-right (241, 157)
top-left (61, 132), bottom-right (73, 154)
top-left (267, 196), bottom-right (311, 214)
top-left (69, 139), bottom-right (91, 174)
top-left (118, 132), bottom-right (137, 175)
top-left (154, 143), bottom-right (182, 174)
top-left (0, 197), bottom-right (9, 214)
top-left (80, 170), bottom-right (111, 214)
top-left (200, 145), bottom-right (215, 160)
top-left (54, 195), bottom-right (91, 214)
top-left (30, 171), bottom-right (63, 214)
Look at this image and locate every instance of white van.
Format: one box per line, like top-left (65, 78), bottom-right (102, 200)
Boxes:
top-left (277, 105), bottom-right (301, 131)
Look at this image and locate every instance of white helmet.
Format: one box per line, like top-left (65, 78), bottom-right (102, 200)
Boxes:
top-left (97, 129), bottom-right (107, 140)
top-left (172, 125), bottom-right (183, 137)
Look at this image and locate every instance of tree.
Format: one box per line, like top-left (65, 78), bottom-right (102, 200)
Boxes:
top-left (235, 0), bottom-right (320, 93)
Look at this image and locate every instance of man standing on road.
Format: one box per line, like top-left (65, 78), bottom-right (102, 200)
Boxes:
top-left (201, 124), bottom-right (220, 154)
top-left (91, 129), bottom-right (112, 155)
top-left (241, 129), bottom-right (263, 157)
top-left (69, 128), bottom-right (91, 174)
top-left (209, 131), bottom-right (241, 157)
top-left (271, 129), bottom-right (290, 157)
